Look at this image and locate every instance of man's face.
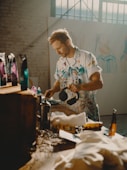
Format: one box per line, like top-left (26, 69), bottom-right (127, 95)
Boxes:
top-left (51, 40), bottom-right (70, 58)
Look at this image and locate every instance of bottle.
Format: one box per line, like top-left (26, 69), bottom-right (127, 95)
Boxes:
top-left (0, 53), bottom-right (7, 86)
top-left (108, 108), bottom-right (117, 136)
top-left (41, 98), bottom-right (51, 130)
top-left (7, 54), bottom-right (12, 82)
top-left (37, 87), bottom-right (42, 95)
top-left (20, 55), bottom-right (29, 90)
top-left (0, 60), bottom-right (6, 86)
top-left (7, 53), bottom-right (18, 86)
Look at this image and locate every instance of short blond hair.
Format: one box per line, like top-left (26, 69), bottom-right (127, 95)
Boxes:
top-left (48, 28), bottom-right (72, 44)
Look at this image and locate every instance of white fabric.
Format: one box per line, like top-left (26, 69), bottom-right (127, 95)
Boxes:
top-left (53, 131), bottom-right (127, 170)
top-left (51, 111), bottom-right (86, 126)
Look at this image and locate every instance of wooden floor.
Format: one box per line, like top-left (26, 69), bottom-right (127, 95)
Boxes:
top-left (100, 113), bottom-right (127, 137)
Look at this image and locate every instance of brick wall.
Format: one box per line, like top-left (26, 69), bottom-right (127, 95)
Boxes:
top-left (0, 0), bottom-right (51, 93)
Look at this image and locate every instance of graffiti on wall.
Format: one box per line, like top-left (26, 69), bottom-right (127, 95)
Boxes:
top-left (95, 34), bottom-right (127, 73)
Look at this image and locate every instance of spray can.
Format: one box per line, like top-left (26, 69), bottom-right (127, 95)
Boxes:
top-left (41, 98), bottom-right (51, 130)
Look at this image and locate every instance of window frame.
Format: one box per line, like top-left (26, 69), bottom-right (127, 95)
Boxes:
top-left (51, 0), bottom-right (127, 25)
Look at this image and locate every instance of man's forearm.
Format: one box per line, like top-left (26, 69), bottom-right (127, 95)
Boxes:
top-left (79, 72), bottom-right (103, 91)
top-left (80, 80), bottom-right (103, 91)
top-left (52, 80), bottom-right (60, 93)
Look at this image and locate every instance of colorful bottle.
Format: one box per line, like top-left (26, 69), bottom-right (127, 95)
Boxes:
top-left (11, 57), bottom-right (18, 86)
top-left (6, 54), bottom-right (12, 82)
top-left (7, 53), bottom-right (18, 86)
top-left (0, 52), bottom-right (7, 86)
top-left (108, 108), bottom-right (117, 136)
top-left (20, 55), bottom-right (29, 90)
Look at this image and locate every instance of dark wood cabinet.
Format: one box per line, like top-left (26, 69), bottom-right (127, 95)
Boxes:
top-left (0, 85), bottom-right (37, 169)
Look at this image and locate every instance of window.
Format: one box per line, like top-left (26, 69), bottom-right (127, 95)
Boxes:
top-left (101, 0), bottom-right (127, 24)
top-left (51, 0), bottom-right (127, 25)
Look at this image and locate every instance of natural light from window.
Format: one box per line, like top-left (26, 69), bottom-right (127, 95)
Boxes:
top-left (55, 0), bottom-right (127, 24)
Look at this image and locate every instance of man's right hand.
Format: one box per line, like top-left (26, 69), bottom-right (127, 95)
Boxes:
top-left (44, 89), bottom-right (54, 98)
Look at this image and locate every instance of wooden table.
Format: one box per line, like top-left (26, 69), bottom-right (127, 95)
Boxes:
top-left (19, 123), bottom-right (125, 170)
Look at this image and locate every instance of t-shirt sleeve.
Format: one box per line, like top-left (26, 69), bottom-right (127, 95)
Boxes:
top-left (86, 52), bottom-right (102, 79)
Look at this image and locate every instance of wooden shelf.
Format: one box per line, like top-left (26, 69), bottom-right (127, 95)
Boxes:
top-left (0, 83), bottom-right (21, 94)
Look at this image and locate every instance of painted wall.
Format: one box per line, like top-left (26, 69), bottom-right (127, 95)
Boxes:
top-left (48, 17), bottom-right (127, 115)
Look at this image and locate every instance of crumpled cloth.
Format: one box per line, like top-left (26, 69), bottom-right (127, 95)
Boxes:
top-left (53, 130), bottom-right (127, 170)
top-left (51, 111), bottom-right (86, 126)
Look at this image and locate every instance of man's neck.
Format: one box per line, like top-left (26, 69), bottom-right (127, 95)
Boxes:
top-left (67, 47), bottom-right (76, 58)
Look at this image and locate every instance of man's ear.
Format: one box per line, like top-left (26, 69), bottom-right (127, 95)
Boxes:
top-left (66, 39), bottom-right (71, 46)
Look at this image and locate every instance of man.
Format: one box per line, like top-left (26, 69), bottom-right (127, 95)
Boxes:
top-left (45, 28), bottom-right (103, 121)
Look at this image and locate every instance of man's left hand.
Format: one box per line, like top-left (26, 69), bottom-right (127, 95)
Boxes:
top-left (68, 83), bottom-right (80, 93)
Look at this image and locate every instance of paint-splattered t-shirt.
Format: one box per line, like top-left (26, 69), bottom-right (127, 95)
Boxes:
top-left (54, 47), bottom-right (102, 121)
